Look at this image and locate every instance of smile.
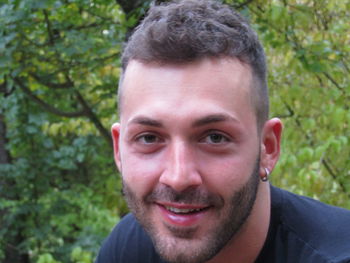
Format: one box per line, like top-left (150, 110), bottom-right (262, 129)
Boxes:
top-left (164, 206), bottom-right (207, 214)
top-left (157, 203), bottom-right (211, 227)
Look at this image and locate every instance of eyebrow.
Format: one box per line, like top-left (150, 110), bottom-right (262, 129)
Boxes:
top-left (192, 114), bottom-right (240, 127)
top-left (128, 116), bottom-right (163, 128)
top-left (128, 113), bottom-right (239, 128)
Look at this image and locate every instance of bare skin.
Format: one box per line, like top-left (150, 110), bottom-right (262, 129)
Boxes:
top-left (112, 58), bottom-right (282, 263)
top-left (206, 183), bottom-right (271, 263)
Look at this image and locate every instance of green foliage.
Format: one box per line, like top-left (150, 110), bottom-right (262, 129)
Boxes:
top-left (0, 0), bottom-right (349, 262)
top-left (244, 0), bottom-right (350, 207)
top-left (70, 246), bottom-right (92, 263)
top-left (37, 253), bottom-right (61, 263)
top-left (0, 0), bottom-right (133, 262)
top-left (37, 246), bottom-right (92, 263)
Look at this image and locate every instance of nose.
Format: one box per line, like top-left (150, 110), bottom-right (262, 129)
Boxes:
top-left (159, 140), bottom-right (203, 192)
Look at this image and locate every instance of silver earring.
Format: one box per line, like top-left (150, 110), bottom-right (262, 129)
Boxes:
top-left (261, 167), bottom-right (270, 182)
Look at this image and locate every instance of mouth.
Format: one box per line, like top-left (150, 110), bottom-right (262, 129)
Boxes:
top-left (156, 202), bottom-right (211, 227)
top-left (163, 205), bottom-right (209, 214)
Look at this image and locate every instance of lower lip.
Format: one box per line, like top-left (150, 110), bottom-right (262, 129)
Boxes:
top-left (158, 205), bottom-right (209, 227)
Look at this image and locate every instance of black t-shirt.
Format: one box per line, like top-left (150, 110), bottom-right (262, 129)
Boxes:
top-left (95, 186), bottom-right (350, 263)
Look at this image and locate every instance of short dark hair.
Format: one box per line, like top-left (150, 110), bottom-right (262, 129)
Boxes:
top-left (120, 0), bottom-right (269, 129)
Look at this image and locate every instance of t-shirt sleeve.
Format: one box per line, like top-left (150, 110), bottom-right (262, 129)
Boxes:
top-left (94, 213), bottom-right (166, 263)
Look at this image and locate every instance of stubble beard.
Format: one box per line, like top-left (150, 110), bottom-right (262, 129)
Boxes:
top-left (122, 158), bottom-right (260, 263)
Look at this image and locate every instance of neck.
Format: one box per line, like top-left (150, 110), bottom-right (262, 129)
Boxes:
top-left (207, 182), bottom-right (271, 263)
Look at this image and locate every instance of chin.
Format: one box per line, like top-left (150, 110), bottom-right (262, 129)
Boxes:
top-left (152, 233), bottom-right (218, 263)
top-left (122, 158), bottom-right (261, 263)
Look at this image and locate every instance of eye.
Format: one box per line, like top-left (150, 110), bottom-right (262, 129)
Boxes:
top-left (200, 132), bottom-right (230, 144)
top-left (136, 133), bottom-right (163, 144)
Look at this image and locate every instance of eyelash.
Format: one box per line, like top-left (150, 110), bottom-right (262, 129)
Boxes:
top-left (135, 133), bottom-right (164, 144)
top-left (135, 131), bottom-right (230, 144)
top-left (200, 131), bottom-right (231, 144)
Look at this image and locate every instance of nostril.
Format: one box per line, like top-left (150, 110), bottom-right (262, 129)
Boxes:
top-left (159, 168), bottom-right (203, 192)
top-left (159, 141), bottom-right (202, 191)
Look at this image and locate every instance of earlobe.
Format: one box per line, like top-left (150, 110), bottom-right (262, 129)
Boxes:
top-left (111, 123), bottom-right (122, 172)
top-left (260, 118), bottom-right (283, 176)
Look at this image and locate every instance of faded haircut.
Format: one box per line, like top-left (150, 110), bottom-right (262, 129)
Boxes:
top-left (118, 0), bottom-right (269, 130)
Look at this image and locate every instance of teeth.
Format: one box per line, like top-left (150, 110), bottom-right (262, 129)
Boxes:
top-left (165, 206), bottom-right (203, 214)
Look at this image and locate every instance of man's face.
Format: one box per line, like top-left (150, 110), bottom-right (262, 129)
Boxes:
top-left (114, 58), bottom-right (262, 263)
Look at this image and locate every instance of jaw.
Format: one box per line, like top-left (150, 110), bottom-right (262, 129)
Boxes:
top-left (206, 182), bottom-right (271, 263)
top-left (121, 156), bottom-right (263, 263)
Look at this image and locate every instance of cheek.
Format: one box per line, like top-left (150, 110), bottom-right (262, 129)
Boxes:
top-left (121, 151), bottom-right (164, 195)
top-left (197, 153), bottom-right (257, 195)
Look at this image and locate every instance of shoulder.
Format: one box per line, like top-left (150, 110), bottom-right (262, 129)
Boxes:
top-left (95, 213), bottom-right (165, 263)
top-left (271, 186), bottom-right (350, 262)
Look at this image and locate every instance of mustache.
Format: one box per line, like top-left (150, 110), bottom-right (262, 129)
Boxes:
top-left (144, 185), bottom-right (224, 207)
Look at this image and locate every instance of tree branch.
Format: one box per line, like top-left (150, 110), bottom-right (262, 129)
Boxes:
top-left (72, 84), bottom-right (113, 148)
top-left (43, 9), bottom-right (55, 45)
top-left (322, 72), bottom-right (343, 91)
top-left (0, 76), bottom-right (15, 97)
top-left (116, 0), bottom-right (144, 15)
top-left (322, 158), bottom-right (349, 198)
top-left (29, 72), bottom-right (72, 89)
top-left (233, 0), bottom-right (255, 9)
top-left (341, 58), bottom-right (350, 74)
top-left (13, 78), bottom-right (86, 118)
top-left (0, 114), bottom-right (11, 164)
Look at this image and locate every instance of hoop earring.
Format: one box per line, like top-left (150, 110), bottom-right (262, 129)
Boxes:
top-left (261, 167), bottom-right (270, 182)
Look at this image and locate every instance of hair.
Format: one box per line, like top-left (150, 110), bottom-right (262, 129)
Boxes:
top-left (119, 0), bottom-right (269, 129)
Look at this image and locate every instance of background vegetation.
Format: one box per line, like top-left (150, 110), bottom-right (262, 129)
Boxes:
top-left (0, 0), bottom-right (349, 262)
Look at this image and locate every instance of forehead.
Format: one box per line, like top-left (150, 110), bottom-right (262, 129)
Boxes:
top-left (119, 58), bottom-right (255, 127)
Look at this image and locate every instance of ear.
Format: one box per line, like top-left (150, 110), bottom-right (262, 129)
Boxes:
top-left (260, 118), bottom-right (283, 175)
top-left (111, 123), bottom-right (122, 172)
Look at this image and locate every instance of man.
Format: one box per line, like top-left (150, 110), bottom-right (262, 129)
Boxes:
top-left (95, 0), bottom-right (350, 262)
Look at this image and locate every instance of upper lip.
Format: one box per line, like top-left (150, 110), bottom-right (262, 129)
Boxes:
top-left (156, 202), bottom-right (210, 210)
